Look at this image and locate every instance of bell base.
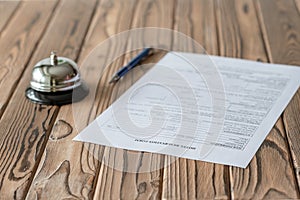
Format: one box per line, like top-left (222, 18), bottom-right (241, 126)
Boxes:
top-left (25, 82), bottom-right (89, 106)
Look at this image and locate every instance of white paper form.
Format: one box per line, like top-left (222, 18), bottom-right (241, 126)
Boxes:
top-left (74, 52), bottom-right (300, 168)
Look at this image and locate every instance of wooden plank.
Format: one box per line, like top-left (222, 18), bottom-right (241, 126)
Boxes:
top-left (172, 0), bottom-right (219, 55)
top-left (0, 0), bottom-right (97, 199)
top-left (93, 1), bottom-right (175, 199)
top-left (296, 0), bottom-right (300, 12)
top-left (217, 0), bottom-right (267, 61)
top-left (216, 0), bottom-right (299, 198)
top-left (0, 1), bottom-right (58, 117)
top-left (161, 0), bottom-right (230, 199)
top-left (0, 1), bottom-right (20, 33)
top-left (284, 93), bottom-right (300, 188)
top-left (256, 0), bottom-right (300, 192)
top-left (257, 0), bottom-right (300, 65)
top-left (93, 54), bottom-right (167, 200)
top-left (26, 0), bottom-right (142, 199)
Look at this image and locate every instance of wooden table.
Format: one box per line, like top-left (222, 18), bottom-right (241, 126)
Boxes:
top-left (0, 0), bottom-right (300, 199)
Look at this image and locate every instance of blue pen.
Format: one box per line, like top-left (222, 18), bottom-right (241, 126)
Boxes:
top-left (109, 47), bottom-right (153, 83)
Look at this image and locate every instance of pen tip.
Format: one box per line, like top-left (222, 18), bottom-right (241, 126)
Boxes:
top-left (109, 75), bottom-right (120, 84)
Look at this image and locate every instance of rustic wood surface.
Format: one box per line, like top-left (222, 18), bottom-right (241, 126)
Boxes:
top-left (218, 0), bottom-right (299, 198)
top-left (162, 1), bottom-right (230, 199)
top-left (0, 0), bottom-right (299, 199)
top-left (257, 0), bottom-right (300, 192)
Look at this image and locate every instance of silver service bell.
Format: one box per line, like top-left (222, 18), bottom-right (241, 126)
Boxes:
top-left (25, 51), bottom-right (89, 105)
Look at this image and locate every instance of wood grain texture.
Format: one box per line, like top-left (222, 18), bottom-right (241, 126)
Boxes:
top-left (173, 0), bottom-right (219, 55)
top-left (0, 0), bottom-right (97, 199)
top-left (162, 0), bottom-right (230, 199)
top-left (284, 92), bottom-right (300, 189)
top-left (231, 119), bottom-right (299, 199)
top-left (27, 0), bottom-right (143, 199)
top-left (217, 0), bottom-right (299, 198)
top-left (0, 0), bottom-right (298, 199)
top-left (163, 157), bottom-right (230, 200)
top-left (0, 104), bottom-right (58, 200)
top-left (0, 1), bottom-right (59, 199)
top-left (257, 0), bottom-right (300, 65)
top-left (0, 1), bottom-right (20, 33)
top-left (256, 0), bottom-right (300, 192)
top-left (0, 1), bottom-right (58, 117)
top-left (93, 0), bottom-right (175, 199)
top-left (296, 0), bottom-right (300, 13)
top-left (216, 0), bottom-right (267, 61)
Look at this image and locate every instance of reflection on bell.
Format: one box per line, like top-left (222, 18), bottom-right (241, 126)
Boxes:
top-left (25, 51), bottom-right (89, 105)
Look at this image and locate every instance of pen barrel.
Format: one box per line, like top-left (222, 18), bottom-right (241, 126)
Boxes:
top-left (112, 47), bottom-right (153, 82)
top-left (128, 48), bottom-right (152, 69)
top-left (117, 66), bottom-right (130, 77)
